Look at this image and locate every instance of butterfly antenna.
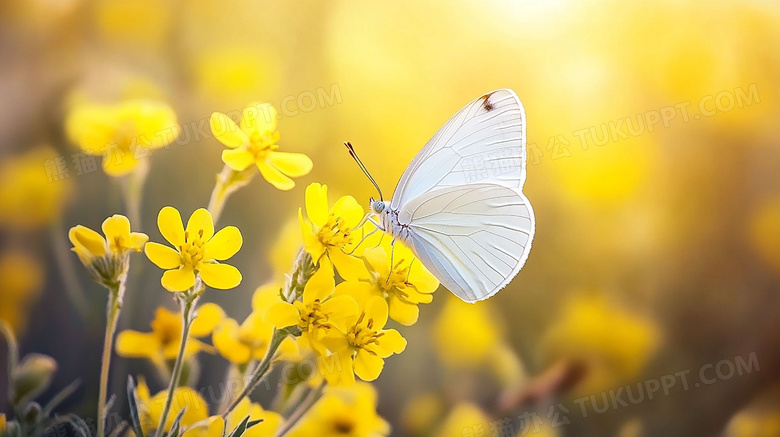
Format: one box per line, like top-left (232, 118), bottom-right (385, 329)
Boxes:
top-left (344, 141), bottom-right (384, 201)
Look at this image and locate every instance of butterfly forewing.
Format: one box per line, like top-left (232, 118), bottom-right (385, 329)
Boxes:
top-left (400, 184), bottom-right (534, 302)
top-left (390, 89), bottom-right (527, 211)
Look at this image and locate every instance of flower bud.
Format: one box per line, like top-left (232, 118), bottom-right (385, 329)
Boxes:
top-left (12, 353), bottom-right (57, 406)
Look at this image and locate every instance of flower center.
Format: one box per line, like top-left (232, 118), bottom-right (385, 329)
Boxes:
top-left (317, 216), bottom-right (354, 249)
top-left (332, 417), bottom-right (355, 434)
top-left (347, 312), bottom-right (384, 351)
top-left (248, 130), bottom-right (279, 160)
top-left (299, 299), bottom-right (332, 332)
top-left (179, 229), bottom-right (206, 268)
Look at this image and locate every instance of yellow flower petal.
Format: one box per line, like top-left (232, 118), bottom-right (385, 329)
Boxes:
top-left (129, 232), bottom-right (149, 251)
top-left (362, 247), bottom-right (390, 279)
top-left (205, 226), bottom-right (242, 261)
top-left (320, 330), bottom-right (350, 353)
top-left (267, 151), bottom-right (313, 178)
top-left (122, 100), bottom-right (179, 149)
top-left (388, 295), bottom-right (420, 327)
top-left (374, 329), bottom-right (407, 358)
top-left (186, 208), bottom-right (215, 242)
top-left (329, 249), bottom-right (366, 282)
top-left (145, 242), bottom-right (182, 270)
top-left (116, 330), bottom-right (162, 364)
top-left (354, 349), bottom-right (384, 381)
top-left (334, 281), bottom-right (376, 308)
top-left (305, 183), bottom-right (329, 228)
top-left (191, 302), bottom-right (225, 336)
top-left (408, 261), bottom-right (440, 294)
top-left (302, 263), bottom-right (335, 305)
top-left (222, 148), bottom-right (255, 172)
top-left (332, 195), bottom-right (364, 230)
top-left (198, 262), bottom-right (242, 290)
top-left (364, 296), bottom-right (389, 328)
top-left (210, 112), bottom-right (248, 149)
top-left (158, 206), bottom-right (185, 247)
top-left (257, 160), bottom-right (295, 190)
top-left (213, 318), bottom-right (252, 364)
top-left (253, 283), bottom-right (282, 313)
top-left (101, 214), bottom-right (131, 244)
top-left (69, 225), bottom-right (107, 259)
top-left (299, 208), bottom-right (326, 261)
top-left (161, 265), bottom-right (196, 292)
top-left (182, 416), bottom-right (225, 437)
top-left (102, 149), bottom-right (140, 177)
top-left (321, 295), bottom-right (360, 329)
top-left (266, 302), bottom-right (299, 328)
top-left (241, 103), bottom-right (277, 136)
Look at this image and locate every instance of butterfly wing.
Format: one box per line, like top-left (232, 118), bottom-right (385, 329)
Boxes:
top-left (399, 183), bottom-right (535, 303)
top-left (390, 89), bottom-right (527, 211)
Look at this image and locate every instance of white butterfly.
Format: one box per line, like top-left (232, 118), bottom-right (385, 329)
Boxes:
top-left (347, 89), bottom-right (535, 303)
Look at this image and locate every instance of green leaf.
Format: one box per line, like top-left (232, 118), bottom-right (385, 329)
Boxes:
top-left (126, 376), bottom-right (144, 437)
top-left (168, 407), bottom-right (187, 437)
top-left (226, 415), bottom-right (250, 437)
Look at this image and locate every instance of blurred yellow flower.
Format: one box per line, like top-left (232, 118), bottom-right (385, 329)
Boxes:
top-left (433, 296), bottom-right (501, 368)
top-left (299, 183), bottom-right (366, 280)
top-left (0, 414), bottom-right (5, 433)
top-left (540, 294), bottom-right (661, 395)
top-left (725, 409), bottom-right (780, 437)
top-left (134, 377), bottom-right (208, 435)
top-left (225, 398), bottom-right (283, 437)
top-left (288, 382), bottom-right (390, 437)
top-left (0, 146), bottom-right (71, 230)
top-left (213, 311), bottom-right (298, 365)
top-left (433, 403), bottom-right (489, 437)
top-left (210, 103), bottom-right (312, 190)
top-left (181, 416), bottom-right (225, 437)
top-left (116, 303), bottom-right (224, 368)
top-left (66, 99), bottom-right (178, 176)
top-left (400, 392), bottom-right (444, 436)
top-left (321, 297), bottom-right (407, 385)
top-left (0, 251), bottom-right (44, 334)
top-left (267, 262), bottom-right (358, 354)
top-left (749, 197), bottom-right (780, 272)
top-left (93, 0), bottom-right (171, 48)
top-left (193, 46), bottom-right (280, 105)
top-left (69, 214), bottom-right (148, 286)
top-left (336, 242), bottom-right (439, 326)
top-left (145, 207), bottom-right (242, 292)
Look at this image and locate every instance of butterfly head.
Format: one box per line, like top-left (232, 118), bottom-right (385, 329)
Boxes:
top-left (370, 197), bottom-right (387, 214)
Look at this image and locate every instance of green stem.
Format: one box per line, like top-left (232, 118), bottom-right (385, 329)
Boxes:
top-left (97, 278), bottom-right (125, 437)
top-left (121, 161), bottom-right (149, 229)
top-left (221, 329), bottom-right (287, 417)
top-left (153, 290), bottom-right (199, 437)
top-left (274, 383), bottom-right (325, 437)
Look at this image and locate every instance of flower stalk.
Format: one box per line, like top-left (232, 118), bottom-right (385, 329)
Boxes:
top-left (153, 282), bottom-right (202, 437)
top-left (274, 383), bottom-right (325, 437)
top-left (97, 275), bottom-right (126, 437)
top-left (221, 329), bottom-right (288, 417)
top-left (208, 165), bottom-right (254, 224)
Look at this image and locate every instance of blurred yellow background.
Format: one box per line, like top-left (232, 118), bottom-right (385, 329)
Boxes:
top-left (1, 0), bottom-right (779, 436)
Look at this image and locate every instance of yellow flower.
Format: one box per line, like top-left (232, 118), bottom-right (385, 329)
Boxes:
top-left (267, 262), bottom-right (359, 354)
top-left (321, 296), bottom-right (406, 385)
top-left (299, 183), bottom-right (366, 280)
top-left (145, 207), bottom-right (243, 292)
top-left (69, 214), bottom-right (148, 286)
top-left (400, 392), bottom-right (444, 436)
top-left (288, 382), bottom-right (390, 437)
top-left (749, 197), bottom-right (780, 272)
top-left (134, 377), bottom-right (208, 435)
top-left (0, 146), bottom-right (72, 230)
top-left (0, 251), bottom-right (43, 334)
top-left (433, 296), bottom-right (501, 368)
top-left (66, 99), bottom-right (178, 176)
top-left (181, 416), bottom-right (225, 437)
top-left (433, 403), bottom-right (489, 437)
top-left (116, 303), bottom-right (224, 368)
top-left (213, 311), bottom-right (298, 365)
top-left (0, 414), bottom-right (5, 433)
top-left (725, 408), bottom-right (780, 437)
top-left (540, 294), bottom-right (661, 395)
top-left (336, 241), bottom-right (439, 326)
top-left (210, 103), bottom-right (312, 190)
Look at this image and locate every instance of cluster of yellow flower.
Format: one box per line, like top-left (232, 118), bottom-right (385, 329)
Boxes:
top-left (60, 98), bottom-right (440, 437)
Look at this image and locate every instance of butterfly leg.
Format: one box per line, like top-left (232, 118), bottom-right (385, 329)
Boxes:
top-left (349, 225), bottom-right (381, 255)
top-left (385, 238), bottom-right (396, 285)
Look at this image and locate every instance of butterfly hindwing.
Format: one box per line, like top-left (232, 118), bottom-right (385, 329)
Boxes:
top-left (399, 183), bottom-right (535, 302)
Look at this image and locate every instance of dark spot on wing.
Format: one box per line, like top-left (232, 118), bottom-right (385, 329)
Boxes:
top-left (480, 92), bottom-right (496, 111)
